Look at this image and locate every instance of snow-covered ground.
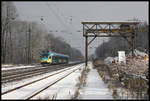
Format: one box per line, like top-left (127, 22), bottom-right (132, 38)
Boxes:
top-left (2, 61), bottom-right (79, 71)
top-left (128, 49), bottom-right (148, 57)
top-left (78, 62), bottom-right (113, 99)
top-left (31, 64), bottom-right (85, 99)
top-left (69, 61), bottom-right (81, 64)
top-left (1, 65), bottom-right (36, 71)
top-left (2, 62), bottom-right (114, 99)
top-left (2, 64), bottom-right (79, 93)
top-left (104, 49), bottom-right (148, 64)
top-left (2, 63), bottom-right (84, 99)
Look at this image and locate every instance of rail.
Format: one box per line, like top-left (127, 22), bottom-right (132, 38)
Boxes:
top-left (2, 63), bottom-right (84, 97)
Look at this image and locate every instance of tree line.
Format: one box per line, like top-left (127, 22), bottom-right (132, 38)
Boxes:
top-left (1, 2), bottom-right (84, 64)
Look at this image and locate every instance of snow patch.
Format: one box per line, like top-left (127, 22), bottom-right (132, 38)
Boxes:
top-left (78, 62), bottom-right (113, 99)
top-left (128, 49), bottom-right (148, 57)
top-left (2, 65), bottom-right (36, 71)
top-left (104, 57), bottom-right (114, 63)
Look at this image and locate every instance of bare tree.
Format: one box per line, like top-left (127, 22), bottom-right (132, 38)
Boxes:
top-left (2, 2), bottom-right (84, 64)
top-left (1, 2), bottom-right (18, 63)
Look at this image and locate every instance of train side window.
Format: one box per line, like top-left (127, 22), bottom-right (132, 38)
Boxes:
top-left (55, 56), bottom-right (56, 60)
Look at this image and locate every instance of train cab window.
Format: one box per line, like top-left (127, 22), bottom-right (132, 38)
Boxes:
top-left (41, 54), bottom-right (48, 58)
top-left (44, 56), bottom-right (47, 58)
top-left (49, 56), bottom-right (52, 59)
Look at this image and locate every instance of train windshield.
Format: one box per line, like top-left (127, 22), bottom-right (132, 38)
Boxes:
top-left (41, 54), bottom-right (48, 58)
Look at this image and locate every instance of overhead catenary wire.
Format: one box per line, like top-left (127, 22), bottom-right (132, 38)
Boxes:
top-left (45, 2), bottom-right (71, 33)
top-left (45, 3), bottom-right (82, 48)
top-left (45, 3), bottom-right (82, 33)
top-left (16, 3), bottom-right (83, 52)
top-left (17, 14), bottom-right (55, 33)
top-left (53, 4), bottom-right (77, 32)
top-left (18, 4), bottom-right (83, 33)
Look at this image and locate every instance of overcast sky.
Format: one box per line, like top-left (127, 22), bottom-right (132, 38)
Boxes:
top-left (13, 1), bottom-right (148, 56)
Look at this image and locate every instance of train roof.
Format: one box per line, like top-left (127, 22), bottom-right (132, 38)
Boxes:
top-left (40, 51), bottom-right (69, 58)
top-left (52, 52), bottom-right (69, 58)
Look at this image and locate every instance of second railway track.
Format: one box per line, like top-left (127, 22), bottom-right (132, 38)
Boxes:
top-left (2, 62), bottom-right (83, 84)
top-left (2, 63), bottom-right (84, 99)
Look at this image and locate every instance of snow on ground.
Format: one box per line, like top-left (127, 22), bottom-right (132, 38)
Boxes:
top-left (1, 65), bottom-right (36, 71)
top-left (2, 64), bottom-right (14, 67)
top-left (2, 61), bottom-right (80, 71)
top-left (78, 62), bottom-right (113, 99)
top-left (129, 49), bottom-right (148, 57)
top-left (104, 57), bottom-right (114, 63)
top-left (69, 61), bottom-right (81, 64)
top-left (2, 62), bottom-right (114, 99)
top-left (2, 63), bottom-right (84, 99)
top-left (2, 64), bottom-right (83, 93)
top-left (104, 49), bottom-right (148, 64)
top-left (31, 64), bottom-right (85, 99)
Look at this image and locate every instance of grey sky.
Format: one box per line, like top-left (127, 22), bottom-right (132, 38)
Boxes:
top-left (13, 1), bottom-right (148, 56)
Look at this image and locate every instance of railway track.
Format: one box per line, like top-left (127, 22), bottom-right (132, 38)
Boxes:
top-left (2, 63), bottom-right (72, 75)
top-left (2, 63), bottom-right (84, 99)
top-left (2, 67), bottom-right (61, 84)
top-left (2, 62), bottom-right (83, 84)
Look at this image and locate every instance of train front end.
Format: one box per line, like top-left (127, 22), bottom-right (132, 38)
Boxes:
top-left (40, 51), bottom-right (52, 64)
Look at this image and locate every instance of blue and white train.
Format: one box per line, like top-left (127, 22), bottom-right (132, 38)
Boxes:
top-left (40, 51), bottom-right (69, 64)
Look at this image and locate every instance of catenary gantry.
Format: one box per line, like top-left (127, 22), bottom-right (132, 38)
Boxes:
top-left (81, 21), bottom-right (139, 67)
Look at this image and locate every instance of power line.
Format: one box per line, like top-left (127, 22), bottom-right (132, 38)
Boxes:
top-left (53, 4), bottom-right (76, 32)
top-left (45, 3), bottom-right (83, 33)
top-left (45, 2), bottom-right (71, 33)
